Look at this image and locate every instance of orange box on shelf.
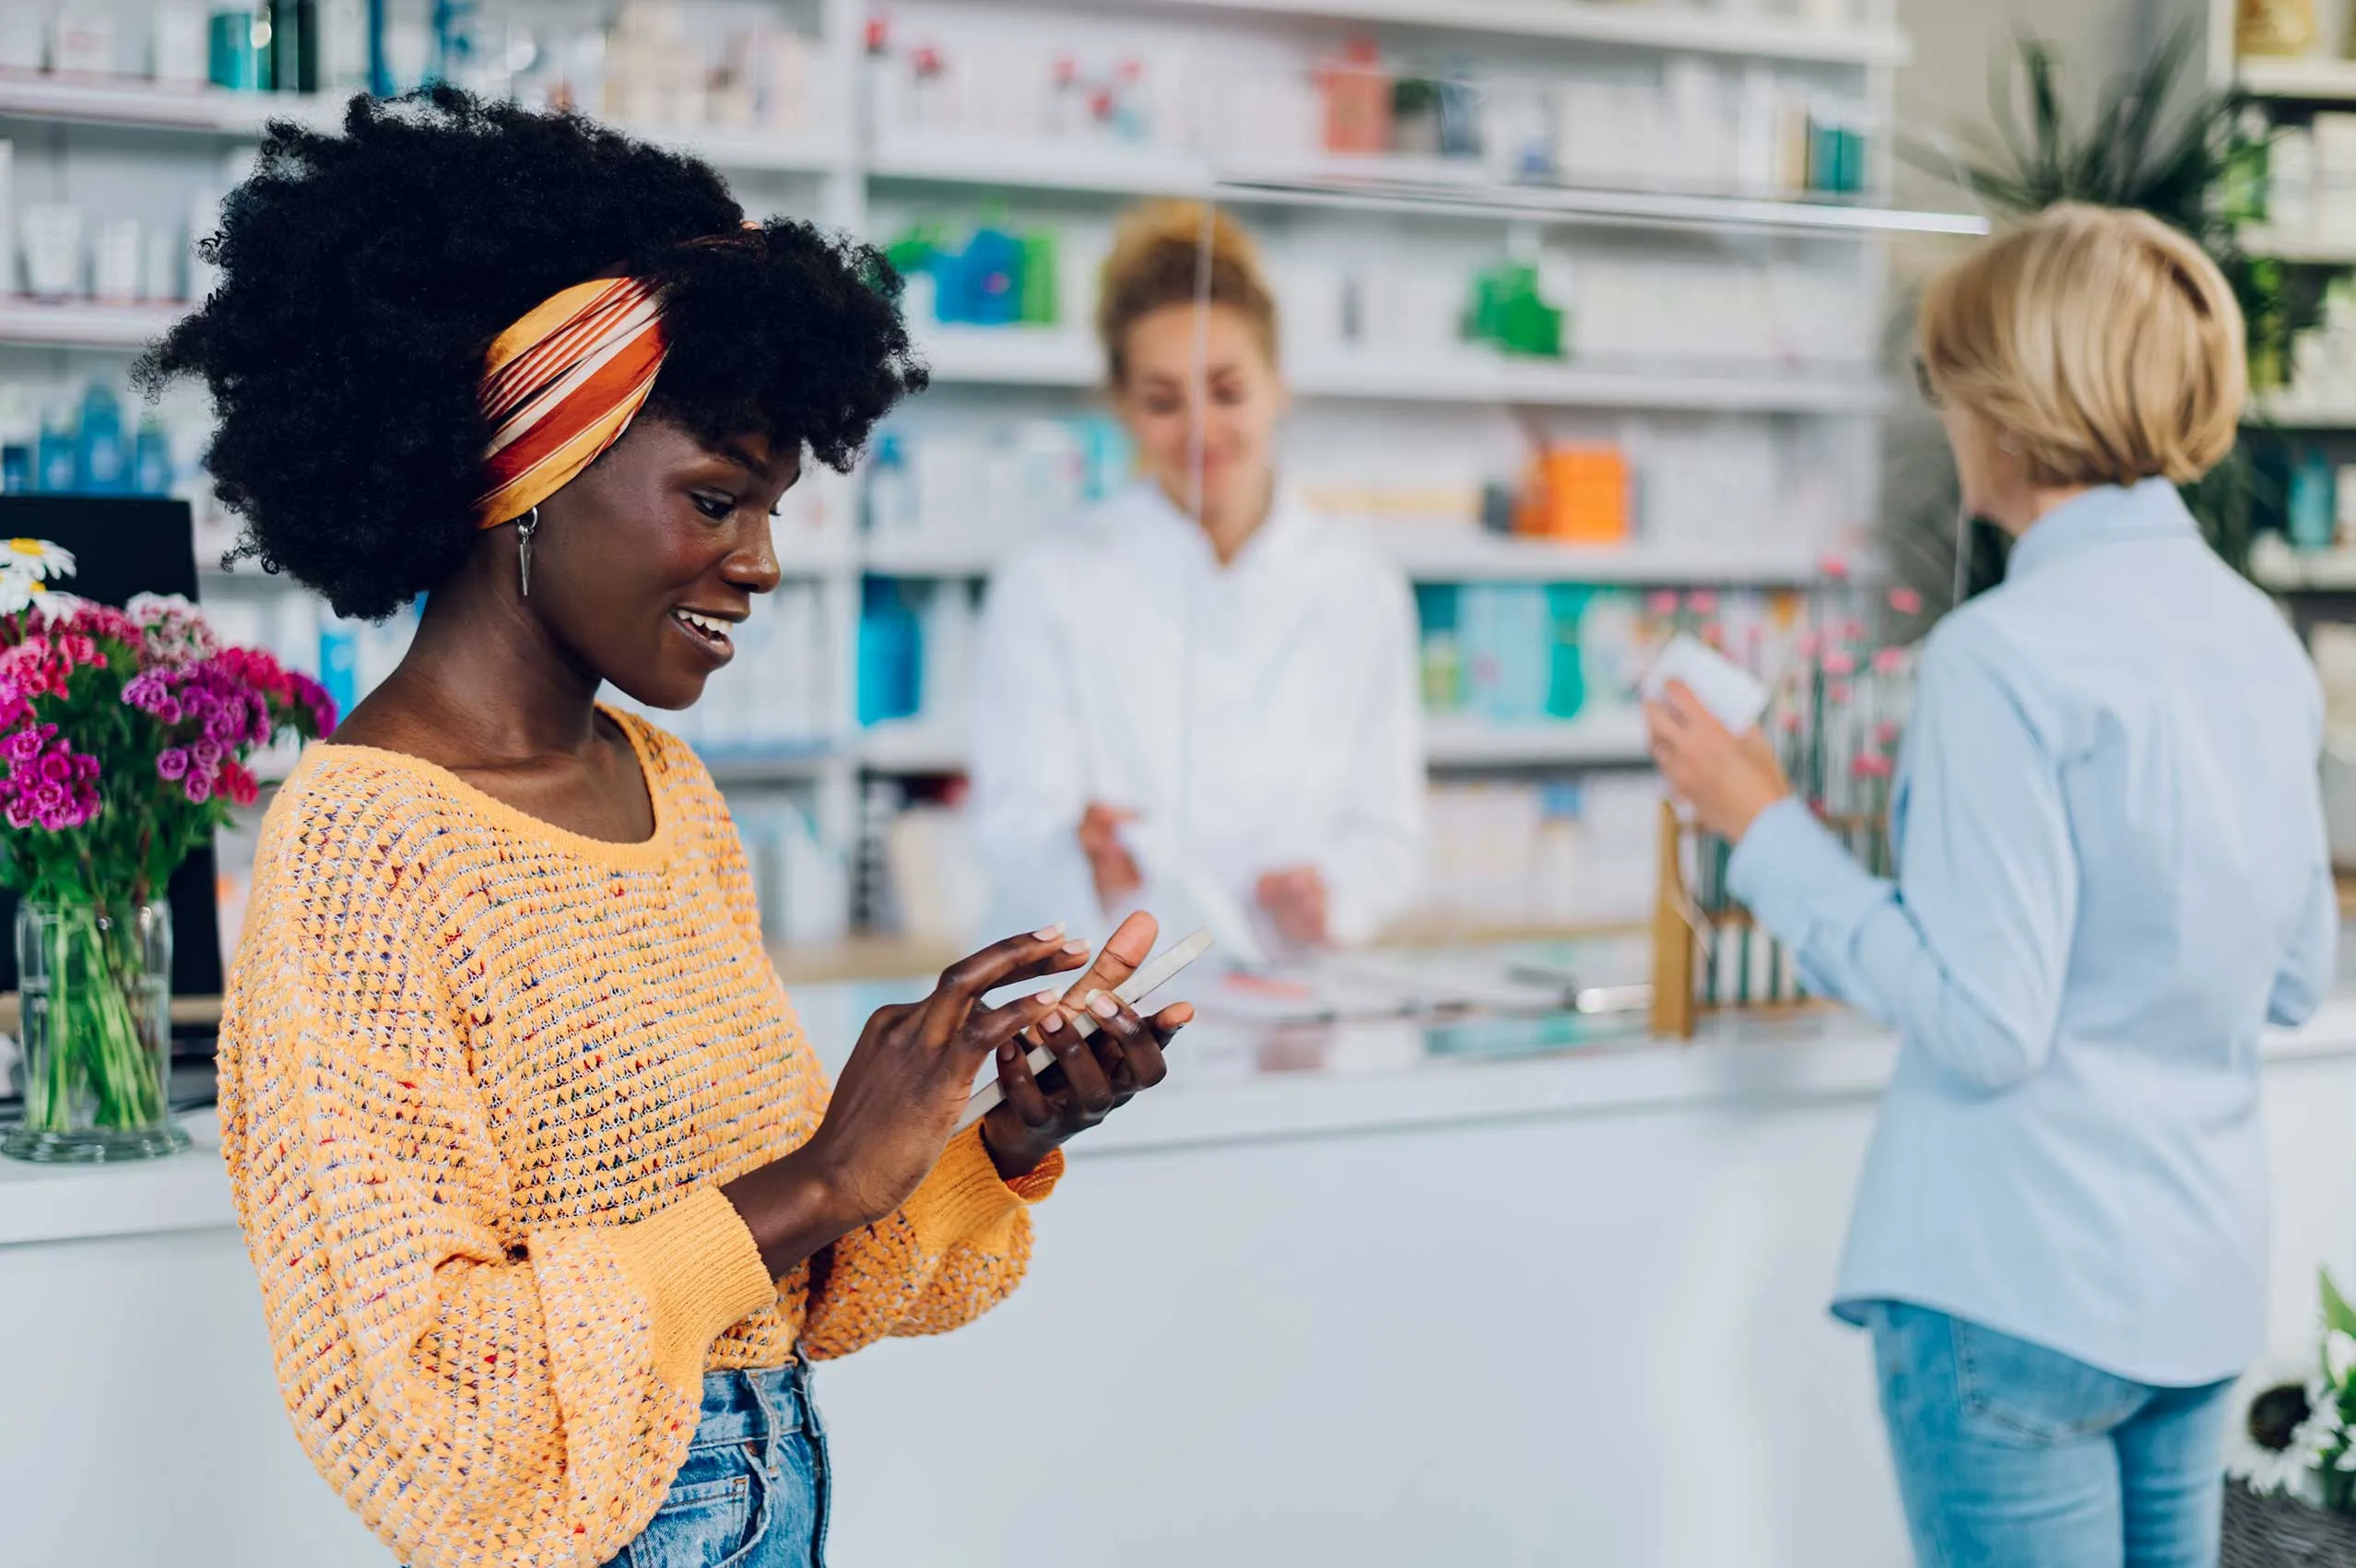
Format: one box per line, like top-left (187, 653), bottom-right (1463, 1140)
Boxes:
top-left (1514, 445), bottom-right (1629, 545)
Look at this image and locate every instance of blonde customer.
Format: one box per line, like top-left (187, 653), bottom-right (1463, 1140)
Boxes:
top-left (1646, 203), bottom-right (2335, 1566)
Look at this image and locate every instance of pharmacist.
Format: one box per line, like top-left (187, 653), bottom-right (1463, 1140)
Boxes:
top-left (972, 202), bottom-right (1425, 957)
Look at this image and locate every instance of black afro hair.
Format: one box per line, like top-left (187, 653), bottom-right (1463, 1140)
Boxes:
top-left (138, 87), bottom-right (926, 620)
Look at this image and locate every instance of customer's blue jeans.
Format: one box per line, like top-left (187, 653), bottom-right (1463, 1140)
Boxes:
top-left (603, 1360), bottom-right (830, 1568)
top-left (1862, 1302), bottom-right (2235, 1568)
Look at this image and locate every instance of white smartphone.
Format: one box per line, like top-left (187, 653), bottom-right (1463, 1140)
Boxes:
top-left (956, 926), bottom-right (1216, 1131)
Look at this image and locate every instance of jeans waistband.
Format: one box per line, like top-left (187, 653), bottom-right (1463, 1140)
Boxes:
top-left (687, 1361), bottom-right (814, 1451)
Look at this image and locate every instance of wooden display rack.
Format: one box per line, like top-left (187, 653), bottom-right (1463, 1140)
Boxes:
top-left (1648, 798), bottom-right (1879, 1039)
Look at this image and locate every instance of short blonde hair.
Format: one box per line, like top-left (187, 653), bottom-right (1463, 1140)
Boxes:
top-left (1097, 200), bottom-right (1278, 387)
top-left (1917, 202), bottom-right (2244, 487)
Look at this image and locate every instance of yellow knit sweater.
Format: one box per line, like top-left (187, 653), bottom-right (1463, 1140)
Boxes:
top-left (217, 712), bottom-right (1061, 1568)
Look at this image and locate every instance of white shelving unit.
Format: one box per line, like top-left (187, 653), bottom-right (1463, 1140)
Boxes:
top-left (2, 0), bottom-right (1960, 940)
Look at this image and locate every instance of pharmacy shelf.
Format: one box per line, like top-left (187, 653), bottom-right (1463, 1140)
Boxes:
top-left (861, 529), bottom-right (1845, 585)
top-left (1378, 534), bottom-right (1842, 584)
top-left (1066, 0), bottom-right (1908, 66)
top-left (873, 137), bottom-right (1986, 239)
top-left (2239, 56), bottom-right (2356, 100)
top-left (917, 325), bottom-right (1888, 412)
top-left (863, 535), bottom-right (1007, 576)
top-left (2252, 536), bottom-right (2356, 591)
top-left (1423, 712), bottom-right (1652, 768)
top-left (852, 712), bottom-right (1655, 772)
top-left (0, 77), bottom-right (342, 135)
top-left (857, 719), bottom-right (971, 773)
top-left (2250, 394), bottom-right (2356, 429)
top-left (0, 77), bottom-right (849, 175)
top-left (2236, 227), bottom-right (2356, 265)
top-left (0, 297), bottom-right (184, 350)
top-left (702, 746), bottom-right (839, 784)
top-left (869, 136), bottom-right (1210, 199)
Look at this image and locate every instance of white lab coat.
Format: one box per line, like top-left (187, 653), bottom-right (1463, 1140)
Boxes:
top-left (970, 481), bottom-right (1426, 955)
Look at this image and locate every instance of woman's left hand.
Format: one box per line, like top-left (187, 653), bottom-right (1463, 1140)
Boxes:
top-left (978, 912), bottom-right (1193, 1180)
top-left (1643, 680), bottom-right (1793, 842)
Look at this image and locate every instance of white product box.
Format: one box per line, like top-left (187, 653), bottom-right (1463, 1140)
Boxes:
top-left (93, 218), bottom-right (142, 302)
top-left (152, 5), bottom-right (208, 86)
top-left (51, 8), bottom-right (118, 76)
top-left (0, 8), bottom-right (41, 73)
top-left (20, 205), bottom-right (85, 300)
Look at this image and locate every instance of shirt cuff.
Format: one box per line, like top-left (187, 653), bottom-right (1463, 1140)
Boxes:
top-left (1726, 797), bottom-right (1889, 960)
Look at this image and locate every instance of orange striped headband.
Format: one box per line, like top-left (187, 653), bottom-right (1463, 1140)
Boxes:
top-left (472, 275), bottom-right (670, 529)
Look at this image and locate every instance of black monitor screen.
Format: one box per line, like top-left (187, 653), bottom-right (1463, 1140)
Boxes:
top-left (0, 496), bottom-right (222, 1007)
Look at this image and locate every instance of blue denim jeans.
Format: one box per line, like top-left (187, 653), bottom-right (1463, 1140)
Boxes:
top-left (604, 1360), bottom-right (830, 1568)
top-left (1862, 1302), bottom-right (2235, 1568)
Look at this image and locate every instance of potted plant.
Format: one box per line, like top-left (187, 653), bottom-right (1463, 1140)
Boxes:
top-left (0, 540), bottom-right (334, 1162)
top-left (2223, 1271), bottom-right (2356, 1562)
top-left (1894, 28), bottom-right (2293, 609)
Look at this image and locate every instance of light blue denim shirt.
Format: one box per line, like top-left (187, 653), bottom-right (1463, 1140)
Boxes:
top-left (1728, 478), bottom-right (2337, 1386)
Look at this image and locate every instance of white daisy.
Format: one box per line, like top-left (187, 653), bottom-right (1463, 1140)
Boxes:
top-left (2228, 1356), bottom-right (2325, 1497)
top-left (2327, 1331), bottom-right (2356, 1387)
top-left (3, 538), bottom-right (75, 582)
top-left (0, 573), bottom-right (33, 618)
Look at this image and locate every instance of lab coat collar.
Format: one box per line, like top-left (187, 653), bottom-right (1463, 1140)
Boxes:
top-left (1118, 478), bottom-right (1310, 578)
top-left (2004, 477), bottom-right (2197, 583)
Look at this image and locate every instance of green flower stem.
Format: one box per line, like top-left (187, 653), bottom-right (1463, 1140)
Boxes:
top-left (21, 900), bottom-right (165, 1135)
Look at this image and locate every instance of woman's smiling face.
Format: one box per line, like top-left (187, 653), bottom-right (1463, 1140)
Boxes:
top-left (524, 415), bottom-right (795, 710)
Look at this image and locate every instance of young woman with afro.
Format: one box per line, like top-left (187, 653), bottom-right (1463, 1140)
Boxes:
top-left (149, 88), bottom-right (1191, 1568)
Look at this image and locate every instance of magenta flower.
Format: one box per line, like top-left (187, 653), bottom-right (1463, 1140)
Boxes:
top-left (155, 748), bottom-right (189, 782)
top-left (183, 773), bottom-right (211, 805)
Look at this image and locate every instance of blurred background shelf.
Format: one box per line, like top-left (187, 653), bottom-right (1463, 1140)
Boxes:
top-left (1422, 713), bottom-right (1652, 767)
top-left (0, 297), bottom-right (183, 349)
top-left (1099, 0), bottom-right (1910, 65)
top-left (2239, 56), bottom-right (2356, 100)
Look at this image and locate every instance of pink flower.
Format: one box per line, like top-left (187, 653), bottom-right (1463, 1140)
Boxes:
top-left (1644, 590), bottom-right (1679, 617)
top-left (1685, 590), bottom-right (1720, 615)
top-left (1818, 554), bottom-right (1851, 581)
top-left (1828, 681), bottom-right (1853, 704)
top-left (1852, 752), bottom-right (1894, 781)
top-left (1779, 712), bottom-right (1804, 734)
top-left (1796, 631), bottom-right (1821, 659)
top-left (1821, 649), bottom-right (1857, 678)
top-left (183, 773), bottom-right (211, 805)
top-left (1872, 648), bottom-right (1907, 675)
top-left (155, 747), bottom-right (189, 782)
top-left (1888, 586), bottom-right (1924, 615)
top-left (191, 737), bottom-right (224, 772)
top-left (1874, 721), bottom-right (1902, 746)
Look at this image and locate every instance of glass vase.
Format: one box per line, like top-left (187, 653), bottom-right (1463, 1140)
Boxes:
top-left (2, 896), bottom-right (187, 1162)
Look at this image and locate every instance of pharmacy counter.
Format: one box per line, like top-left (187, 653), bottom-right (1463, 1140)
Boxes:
top-left (8, 975), bottom-right (2356, 1568)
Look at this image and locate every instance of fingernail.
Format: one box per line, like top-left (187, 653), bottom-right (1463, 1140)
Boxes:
top-left (1032, 924), bottom-right (1064, 940)
top-left (1040, 1010), bottom-right (1064, 1033)
top-left (999, 1042), bottom-right (1016, 1064)
top-left (1033, 990), bottom-right (1057, 1007)
top-left (1088, 992), bottom-right (1118, 1020)
top-left (1063, 938), bottom-right (1090, 955)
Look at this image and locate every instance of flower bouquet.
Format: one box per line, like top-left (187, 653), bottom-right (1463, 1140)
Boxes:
top-left (0, 539), bottom-right (335, 1161)
top-left (1650, 576), bottom-right (1919, 1037)
top-left (2221, 1271), bottom-right (2356, 1565)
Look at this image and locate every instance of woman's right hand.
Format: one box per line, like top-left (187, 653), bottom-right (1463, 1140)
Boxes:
top-left (1078, 802), bottom-right (1143, 908)
top-left (724, 926), bottom-right (1090, 1276)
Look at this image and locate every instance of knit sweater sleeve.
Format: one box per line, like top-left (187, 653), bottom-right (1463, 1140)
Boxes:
top-left (218, 825), bottom-right (775, 1568)
top-left (796, 1128), bottom-right (1066, 1359)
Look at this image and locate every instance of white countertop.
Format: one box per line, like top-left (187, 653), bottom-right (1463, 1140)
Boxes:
top-left (12, 985), bottom-right (2356, 1252)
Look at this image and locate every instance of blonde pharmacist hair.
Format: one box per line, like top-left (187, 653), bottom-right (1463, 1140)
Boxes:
top-left (1917, 202), bottom-right (2245, 486)
top-left (1097, 200), bottom-right (1280, 387)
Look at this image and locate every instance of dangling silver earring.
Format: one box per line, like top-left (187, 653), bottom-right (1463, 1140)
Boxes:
top-left (514, 506), bottom-right (539, 597)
